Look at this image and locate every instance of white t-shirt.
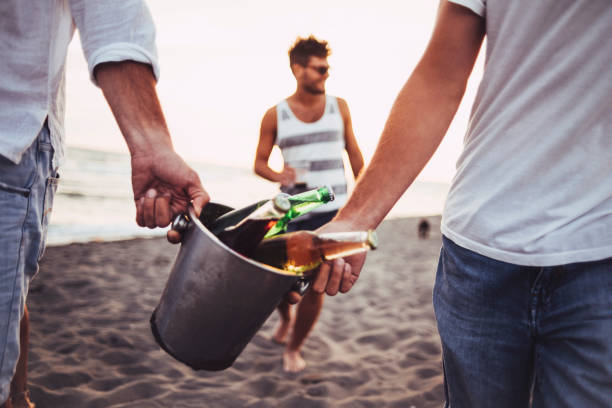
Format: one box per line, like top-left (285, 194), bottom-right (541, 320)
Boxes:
top-left (443, 0), bottom-right (612, 266)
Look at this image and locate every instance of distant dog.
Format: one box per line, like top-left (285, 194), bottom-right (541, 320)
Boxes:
top-left (418, 218), bottom-right (430, 239)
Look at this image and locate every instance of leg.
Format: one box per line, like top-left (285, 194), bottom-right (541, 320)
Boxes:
top-left (272, 299), bottom-right (294, 344)
top-left (532, 261), bottom-right (612, 408)
top-left (283, 289), bottom-right (325, 372)
top-left (0, 125), bottom-right (57, 407)
top-left (9, 307), bottom-right (34, 408)
top-left (0, 161), bottom-right (34, 406)
top-left (433, 237), bottom-right (537, 408)
top-left (280, 211), bottom-right (336, 372)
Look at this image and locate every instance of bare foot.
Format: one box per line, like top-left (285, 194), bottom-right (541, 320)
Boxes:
top-left (283, 349), bottom-right (306, 372)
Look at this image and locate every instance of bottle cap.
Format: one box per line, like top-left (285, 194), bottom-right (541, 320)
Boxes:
top-left (272, 194), bottom-right (291, 212)
top-left (320, 185), bottom-right (335, 202)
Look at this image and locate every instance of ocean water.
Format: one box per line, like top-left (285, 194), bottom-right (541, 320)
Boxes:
top-left (47, 147), bottom-right (449, 246)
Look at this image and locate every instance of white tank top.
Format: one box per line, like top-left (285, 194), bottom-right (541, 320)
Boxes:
top-left (275, 96), bottom-right (346, 212)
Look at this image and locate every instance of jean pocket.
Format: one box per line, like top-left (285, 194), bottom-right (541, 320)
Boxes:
top-left (38, 174), bottom-right (60, 261)
top-left (0, 179), bottom-right (31, 197)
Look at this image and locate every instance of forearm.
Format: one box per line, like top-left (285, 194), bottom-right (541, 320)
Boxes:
top-left (336, 70), bottom-right (464, 230)
top-left (348, 152), bottom-right (364, 179)
top-left (94, 61), bottom-right (172, 158)
top-left (254, 160), bottom-right (282, 183)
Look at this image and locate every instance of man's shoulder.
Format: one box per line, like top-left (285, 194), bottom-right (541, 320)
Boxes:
top-left (331, 96), bottom-right (351, 118)
top-left (328, 95), bottom-right (348, 108)
top-left (261, 105), bottom-right (278, 127)
top-left (333, 96), bottom-right (348, 106)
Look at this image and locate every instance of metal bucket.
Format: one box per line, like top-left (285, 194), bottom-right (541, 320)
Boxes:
top-left (150, 203), bottom-right (308, 371)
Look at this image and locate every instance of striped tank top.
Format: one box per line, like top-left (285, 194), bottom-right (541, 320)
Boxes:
top-left (275, 96), bottom-right (347, 213)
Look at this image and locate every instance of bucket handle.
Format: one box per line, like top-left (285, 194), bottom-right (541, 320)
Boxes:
top-left (292, 276), bottom-right (310, 296)
top-left (172, 213), bottom-right (191, 233)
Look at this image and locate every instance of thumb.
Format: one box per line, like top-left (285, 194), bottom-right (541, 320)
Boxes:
top-left (188, 185), bottom-right (210, 218)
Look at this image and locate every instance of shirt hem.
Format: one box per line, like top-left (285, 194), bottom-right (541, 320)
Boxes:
top-left (441, 224), bottom-right (612, 267)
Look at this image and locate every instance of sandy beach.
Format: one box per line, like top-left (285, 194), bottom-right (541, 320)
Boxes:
top-left (28, 216), bottom-right (444, 408)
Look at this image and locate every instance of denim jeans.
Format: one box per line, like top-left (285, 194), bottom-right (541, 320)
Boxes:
top-left (433, 236), bottom-right (612, 408)
top-left (0, 124), bottom-right (59, 402)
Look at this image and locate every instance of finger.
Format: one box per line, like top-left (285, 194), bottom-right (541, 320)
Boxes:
top-left (341, 254), bottom-right (365, 293)
top-left (312, 262), bottom-right (330, 294)
top-left (188, 185), bottom-right (210, 218)
top-left (143, 188), bottom-right (157, 229)
top-left (167, 229), bottom-right (182, 244)
top-left (155, 195), bottom-right (172, 227)
top-left (339, 262), bottom-right (355, 293)
top-left (135, 197), bottom-right (145, 226)
top-left (325, 258), bottom-right (345, 296)
top-left (286, 291), bottom-right (302, 305)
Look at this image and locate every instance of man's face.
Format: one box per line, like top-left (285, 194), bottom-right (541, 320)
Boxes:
top-left (296, 56), bottom-right (329, 95)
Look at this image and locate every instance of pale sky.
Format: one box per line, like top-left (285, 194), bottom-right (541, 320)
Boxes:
top-left (64, 0), bottom-right (484, 183)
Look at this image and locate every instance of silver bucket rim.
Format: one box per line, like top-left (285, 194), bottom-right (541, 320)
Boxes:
top-left (187, 205), bottom-right (303, 277)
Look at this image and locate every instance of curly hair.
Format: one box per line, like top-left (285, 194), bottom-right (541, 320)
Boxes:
top-left (288, 35), bottom-right (331, 67)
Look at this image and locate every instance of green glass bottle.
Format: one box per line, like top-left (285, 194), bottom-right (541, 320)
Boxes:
top-left (217, 194), bottom-right (291, 257)
top-left (253, 229), bottom-right (378, 275)
top-left (264, 185), bottom-right (335, 238)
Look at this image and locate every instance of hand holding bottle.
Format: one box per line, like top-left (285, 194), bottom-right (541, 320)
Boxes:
top-left (311, 219), bottom-right (368, 296)
top-left (278, 165), bottom-right (297, 187)
top-left (254, 229), bottom-right (376, 274)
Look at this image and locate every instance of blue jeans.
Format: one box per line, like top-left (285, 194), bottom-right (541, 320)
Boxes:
top-left (433, 236), bottom-right (612, 407)
top-left (0, 124), bottom-right (59, 401)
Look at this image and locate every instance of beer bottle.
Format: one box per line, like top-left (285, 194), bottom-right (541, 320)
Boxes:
top-left (253, 229), bottom-right (378, 274)
top-left (264, 185), bottom-right (335, 238)
top-left (217, 194), bottom-right (291, 257)
top-left (208, 199), bottom-right (269, 235)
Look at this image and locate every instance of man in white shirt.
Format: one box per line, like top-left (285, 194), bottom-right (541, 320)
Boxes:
top-left (0, 2), bottom-right (208, 407)
top-left (313, 0), bottom-right (612, 406)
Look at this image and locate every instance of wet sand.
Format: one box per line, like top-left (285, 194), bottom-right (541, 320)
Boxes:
top-left (28, 216), bottom-right (444, 407)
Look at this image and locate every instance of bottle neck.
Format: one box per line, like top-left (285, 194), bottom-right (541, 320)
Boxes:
top-left (228, 196), bottom-right (289, 231)
top-left (316, 231), bottom-right (375, 261)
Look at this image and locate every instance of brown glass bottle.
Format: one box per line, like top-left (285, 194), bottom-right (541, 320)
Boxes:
top-left (253, 230), bottom-right (378, 274)
top-left (217, 194), bottom-right (291, 257)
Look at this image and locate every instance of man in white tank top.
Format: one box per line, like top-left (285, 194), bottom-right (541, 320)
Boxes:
top-left (312, 1), bottom-right (612, 406)
top-left (254, 36), bottom-right (364, 372)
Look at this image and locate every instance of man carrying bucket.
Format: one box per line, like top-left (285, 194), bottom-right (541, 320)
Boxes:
top-left (314, 1), bottom-right (612, 406)
top-left (0, 2), bottom-right (208, 406)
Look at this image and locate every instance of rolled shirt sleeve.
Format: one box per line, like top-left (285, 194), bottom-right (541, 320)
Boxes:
top-left (447, 0), bottom-right (485, 17)
top-left (69, 0), bottom-right (160, 85)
